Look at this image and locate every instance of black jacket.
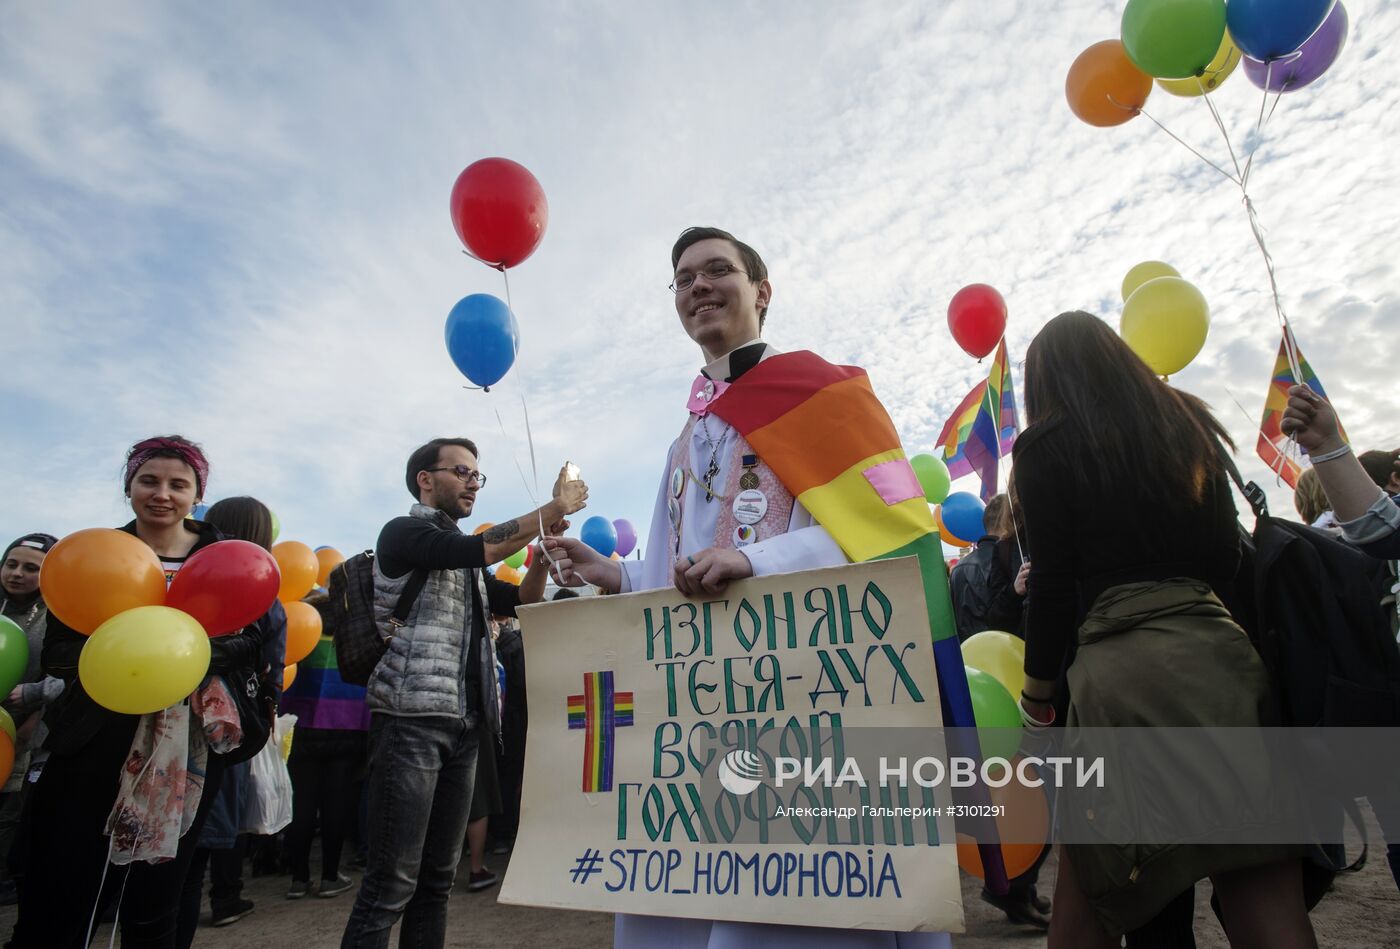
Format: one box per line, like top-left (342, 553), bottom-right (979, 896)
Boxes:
top-left (949, 536), bottom-right (1024, 641)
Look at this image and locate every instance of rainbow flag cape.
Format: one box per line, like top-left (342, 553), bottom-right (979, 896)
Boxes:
top-left (1257, 326), bottom-right (1344, 489)
top-left (936, 339), bottom-right (1018, 500)
top-left (279, 636), bottom-right (372, 732)
top-left (710, 350), bottom-right (1008, 889)
top-left (567, 671), bottom-right (633, 793)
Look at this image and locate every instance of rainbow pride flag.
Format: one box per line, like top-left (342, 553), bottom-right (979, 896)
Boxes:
top-left (936, 339), bottom-right (1018, 500)
top-left (279, 635), bottom-right (372, 732)
top-left (1258, 326), bottom-right (1344, 489)
top-left (566, 671), bottom-right (633, 793)
top-left (710, 350), bottom-right (1007, 888)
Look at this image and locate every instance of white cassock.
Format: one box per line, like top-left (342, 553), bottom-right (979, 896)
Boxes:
top-left (614, 342), bottom-right (954, 949)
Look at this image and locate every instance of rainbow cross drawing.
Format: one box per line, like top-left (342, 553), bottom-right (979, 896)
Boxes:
top-left (566, 671), bottom-right (633, 793)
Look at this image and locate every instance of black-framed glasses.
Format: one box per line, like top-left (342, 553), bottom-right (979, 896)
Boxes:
top-left (669, 262), bottom-right (749, 294)
top-left (425, 466), bottom-right (486, 487)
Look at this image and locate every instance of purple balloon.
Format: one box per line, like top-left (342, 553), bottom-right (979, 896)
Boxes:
top-left (1243, 1), bottom-right (1348, 92)
top-left (612, 519), bottom-right (637, 558)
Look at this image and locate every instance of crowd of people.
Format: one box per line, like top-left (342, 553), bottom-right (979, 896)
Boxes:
top-left (2, 226), bottom-right (1397, 949)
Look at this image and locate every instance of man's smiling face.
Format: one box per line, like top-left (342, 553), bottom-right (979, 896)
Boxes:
top-left (673, 237), bottom-right (770, 361)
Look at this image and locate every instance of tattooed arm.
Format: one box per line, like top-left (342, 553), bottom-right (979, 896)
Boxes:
top-left (481, 475), bottom-right (589, 565)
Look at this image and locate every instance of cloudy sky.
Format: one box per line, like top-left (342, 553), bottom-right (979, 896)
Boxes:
top-left (3, 0), bottom-right (1397, 559)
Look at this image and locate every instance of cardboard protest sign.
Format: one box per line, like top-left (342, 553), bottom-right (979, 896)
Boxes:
top-left (499, 558), bottom-right (964, 932)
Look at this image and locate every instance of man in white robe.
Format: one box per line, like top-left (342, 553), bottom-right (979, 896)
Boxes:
top-left (545, 227), bottom-right (955, 949)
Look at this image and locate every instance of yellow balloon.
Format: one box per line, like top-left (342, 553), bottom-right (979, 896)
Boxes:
top-left (1120, 260), bottom-right (1180, 302)
top-left (1156, 34), bottom-right (1240, 98)
top-left (1121, 276), bottom-right (1210, 377)
top-left (0, 707), bottom-right (13, 743)
top-left (79, 606), bottom-right (211, 715)
top-left (961, 631), bottom-right (1027, 702)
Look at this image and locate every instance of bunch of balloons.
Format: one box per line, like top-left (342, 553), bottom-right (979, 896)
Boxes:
top-left (1119, 260), bottom-right (1211, 377)
top-left (444, 157), bottom-right (549, 390)
top-left (1068, 0), bottom-right (1348, 126)
top-left (40, 529), bottom-right (282, 714)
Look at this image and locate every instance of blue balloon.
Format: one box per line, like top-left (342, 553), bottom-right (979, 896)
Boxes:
top-left (941, 492), bottom-right (986, 545)
top-left (444, 293), bottom-right (520, 389)
top-left (579, 516), bottom-right (618, 558)
top-left (191, 503), bottom-right (209, 520)
top-left (1227, 0), bottom-right (1334, 62)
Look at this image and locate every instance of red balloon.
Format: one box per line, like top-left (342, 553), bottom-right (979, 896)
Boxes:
top-left (166, 540), bottom-right (281, 637)
top-left (523, 545), bottom-right (535, 568)
top-left (449, 158), bottom-right (549, 270)
top-left (947, 284), bottom-right (1008, 359)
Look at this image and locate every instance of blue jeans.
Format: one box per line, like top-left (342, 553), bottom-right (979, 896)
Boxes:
top-left (340, 713), bottom-right (479, 949)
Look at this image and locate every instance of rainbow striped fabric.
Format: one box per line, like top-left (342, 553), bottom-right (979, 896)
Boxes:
top-left (710, 349), bottom-right (1005, 887)
top-left (935, 339), bottom-right (1018, 500)
top-left (1257, 326), bottom-right (1344, 489)
top-left (279, 635), bottom-right (372, 732)
top-left (566, 671), bottom-right (634, 793)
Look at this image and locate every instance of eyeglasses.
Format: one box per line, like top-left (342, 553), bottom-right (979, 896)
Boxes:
top-left (669, 262), bottom-right (748, 294)
top-left (425, 466), bottom-right (486, 487)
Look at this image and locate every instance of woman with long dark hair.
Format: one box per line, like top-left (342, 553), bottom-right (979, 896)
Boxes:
top-left (175, 496), bottom-right (286, 944)
top-left (1013, 313), bottom-right (1316, 948)
top-left (9, 437), bottom-right (263, 948)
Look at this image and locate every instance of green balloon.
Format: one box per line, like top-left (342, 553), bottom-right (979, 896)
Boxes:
top-left (0, 616), bottom-right (30, 698)
top-left (966, 665), bottom-right (1022, 762)
top-left (911, 453), bottom-right (952, 504)
top-left (270, 510), bottom-right (281, 543)
top-left (504, 548), bottom-right (527, 570)
top-left (1121, 0), bottom-right (1227, 79)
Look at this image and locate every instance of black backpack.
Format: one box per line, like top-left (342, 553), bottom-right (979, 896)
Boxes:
top-left (1224, 462), bottom-right (1400, 727)
top-left (325, 551), bottom-right (427, 686)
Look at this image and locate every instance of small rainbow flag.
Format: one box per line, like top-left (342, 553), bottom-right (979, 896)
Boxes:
top-left (1258, 326), bottom-right (1344, 489)
top-left (566, 671), bottom-right (633, 793)
top-left (936, 339), bottom-right (1018, 500)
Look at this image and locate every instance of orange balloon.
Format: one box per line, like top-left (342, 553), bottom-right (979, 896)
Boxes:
top-left (494, 564), bottom-right (522, 585)
top-left (955, 757), bottom-right (1052, 879)
top-left (934, 506), bottom-right (973, 548)
top-left (0, 731), bottom-right (12, 785)
top-left (472, 522), bottom-right (494, 536)
top-left (272, 541), bottom-right (318, 603)
top-left (283, 600), bottom-right (323, 664)
top-left (315, 547), bottom-right (345, 588)
top-left (283, 662), bottom-right (298, 691)
top-left (1066, 39), bottom-right (1153, 127)
top-left (40, 528), bottom-right (167, 634)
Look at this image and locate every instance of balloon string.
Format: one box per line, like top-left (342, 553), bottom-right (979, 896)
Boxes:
top-left (1128, 100), bottom-right (1240, 185)
top-left (1224, 383), bottom-right (1303, 488)
top-left (1177, 67), bottom-right (1304, 385)
top-left (1240, 59), bottom-right (1288, 192)
top-left (493, 268), bottom-right (565, 582)
top-left (1198, 79), bottom-right (1245, 183)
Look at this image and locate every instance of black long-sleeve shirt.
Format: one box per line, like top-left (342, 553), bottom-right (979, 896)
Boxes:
top-left (375, 514), bottom-right (522, 718)
top-left (1015, 425), bottom-right (1241, 683)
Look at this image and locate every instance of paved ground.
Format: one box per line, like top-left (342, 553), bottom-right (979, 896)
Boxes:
top-left (3, 804), bottom-right (1395, 946)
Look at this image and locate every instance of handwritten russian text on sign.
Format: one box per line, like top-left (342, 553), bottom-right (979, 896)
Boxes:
top-left (499, 558), bottom-right (963, 932)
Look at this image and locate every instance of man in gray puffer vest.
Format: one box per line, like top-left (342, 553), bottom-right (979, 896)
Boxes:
top-left (341, 437), bottom-right (587, 949)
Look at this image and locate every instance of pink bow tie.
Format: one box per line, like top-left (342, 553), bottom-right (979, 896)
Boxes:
top-left (687, 375), bottom-right (730, 416)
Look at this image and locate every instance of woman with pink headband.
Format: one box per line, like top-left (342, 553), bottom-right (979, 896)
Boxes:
top-left (9, 435), bottom-right (261, 949)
